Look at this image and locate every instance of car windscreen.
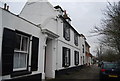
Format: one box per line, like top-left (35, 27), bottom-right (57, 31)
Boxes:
top-left (103, 63), bottom-right (117, 69)
top-left (117, 64), bottom-right (120, 69)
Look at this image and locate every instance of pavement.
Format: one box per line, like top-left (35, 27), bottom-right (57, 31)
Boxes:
top-left (46, 64), bottom-right (100, 81)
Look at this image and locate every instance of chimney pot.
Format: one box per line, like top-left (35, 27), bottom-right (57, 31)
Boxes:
top-left (4, 3), bottom-right (7, 9)
top-left (63, 10), bottom-right (68, 19)
top-left (7, 6), bottom-right (9, 11)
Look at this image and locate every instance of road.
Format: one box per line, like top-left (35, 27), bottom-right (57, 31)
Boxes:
top-left (46, 64), bottom-right (100, 81)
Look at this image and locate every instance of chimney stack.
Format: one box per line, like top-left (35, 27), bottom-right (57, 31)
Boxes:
top-left (3, 3), bottom-right (9, 11)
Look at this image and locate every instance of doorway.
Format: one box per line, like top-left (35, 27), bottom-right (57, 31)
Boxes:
top-left (44, 38), bottom-right (53, 79)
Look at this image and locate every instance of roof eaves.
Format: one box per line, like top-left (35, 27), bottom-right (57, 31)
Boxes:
top-left (1, 8), bottom-right (40, 29)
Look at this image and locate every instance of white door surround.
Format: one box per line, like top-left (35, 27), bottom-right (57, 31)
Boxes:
top-left (42, 29), bottom-right (59, 79)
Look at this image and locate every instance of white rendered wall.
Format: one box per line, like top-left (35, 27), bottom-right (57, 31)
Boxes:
top-left (45, 39), bottom-right (53, 78)
top-left (56, 40), bottom-right (80, 70)
top-left (20, 1), bottom-right (58, 35)
top-left (79, 37), bottom-right (86, 65)
top-left (1, 9), bottom-right (45, 79)
top-left (56, 18), bottom-right (81, 70)
top-left (57, 21), bottom-right (79, 48)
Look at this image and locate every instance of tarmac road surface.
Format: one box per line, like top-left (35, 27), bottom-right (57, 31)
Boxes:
top-left (46, 64), bottom-right (100, 81)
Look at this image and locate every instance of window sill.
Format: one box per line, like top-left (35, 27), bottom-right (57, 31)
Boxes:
top-left (64, 38), bottom-right (70, 41)
top-left (75, 44), bottom-right (78, 46)
top-left (13, 68), bottom-right (27, 71)
top-left (63, 65), bottom-right (70, 68)
top-left (11, 70), bottom-right (32, 78)
top-left (75, 64), bottom-right (79, 66)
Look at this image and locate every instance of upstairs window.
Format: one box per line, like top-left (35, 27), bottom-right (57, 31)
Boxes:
top-left (63, 22), bottom-right (70, 41)
top-left (62, 47), bottom-right (71, 67)
top-left (74, 32), bottom-right (78, 46)
top-left (82, 45), bottom-right (85, 53)
top-left (74, 51), bottom-right (79, 65)
top-left (13, 33), bottom-right (29, 71)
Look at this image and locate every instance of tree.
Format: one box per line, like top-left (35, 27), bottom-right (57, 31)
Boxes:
top-left (100, 49), bottom-right (120, 62)
top-left (92, 2), bottom-right (120, 55)
top-left (95, 45), bottom-right (103, 61)
top-left (95, 45), bottom-right (120, 62)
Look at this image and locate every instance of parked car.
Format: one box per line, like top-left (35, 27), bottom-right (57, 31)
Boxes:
top-left (100, 62), bottom-right (120, 80)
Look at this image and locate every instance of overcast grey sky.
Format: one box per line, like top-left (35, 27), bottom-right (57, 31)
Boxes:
top-left (0, 0), bottom-right (119, 56)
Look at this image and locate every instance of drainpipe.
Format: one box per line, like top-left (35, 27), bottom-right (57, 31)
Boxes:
top-left (42, 33), bottom-right (48, 80)
top-left (55, 38), bottom-right (58, 70)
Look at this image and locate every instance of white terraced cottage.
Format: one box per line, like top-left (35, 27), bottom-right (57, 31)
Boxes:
top-left (0, 1), bottom-right (92, 81)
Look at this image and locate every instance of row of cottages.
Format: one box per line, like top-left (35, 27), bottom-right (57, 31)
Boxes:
top-left (0, 1), bottom-right (92, 81)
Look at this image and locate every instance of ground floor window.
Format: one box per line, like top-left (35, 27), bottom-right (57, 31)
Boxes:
top-left (81, 56), bottom-right (82, 65)
top-left (83, 56), bottom-right (85, 64)
top-left (74, 51), bottom-right (79, 65)
top-left (62, 47), bottom-right (71, 67)
top-left (13, 33), bottom-right (29, 71)
top-left (2, 28), bottom-right (39, 75)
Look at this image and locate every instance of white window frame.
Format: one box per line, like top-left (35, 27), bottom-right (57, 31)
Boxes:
top-left (13, 33), bottom-right (29, 71)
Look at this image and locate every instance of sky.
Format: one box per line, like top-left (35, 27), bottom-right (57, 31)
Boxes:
top-left (0, 0), bottom-right (119, 56)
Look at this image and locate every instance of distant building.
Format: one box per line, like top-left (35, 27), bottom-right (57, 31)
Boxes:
top-left (85, 41), bottom-right (92, 66)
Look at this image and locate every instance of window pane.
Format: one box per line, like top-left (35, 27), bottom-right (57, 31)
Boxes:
top-left (20, 53), bottom-right (27, 68)
top-left (21, 36), bottom-right (28, 51)
top-left (13, 53), bottom-right (27, 69)
top-left (75, 51), bottom-right (79, 65)
top-left (13, 53), bottom-right (19, 69)
top-left (82, 45), bottom-right (84, 53)
top-left (15, 34), bottom-right (21, 50)
top-left (74, 33), bottom-right (78, 46)
top-left (66, 28), bottom-right (70, 38)
top-left (66, 49), bottom-right (69, 65)
top-left (77, 53), bottom-right (79, 64)
top-left (76, 54), bottom-right (78, 61)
